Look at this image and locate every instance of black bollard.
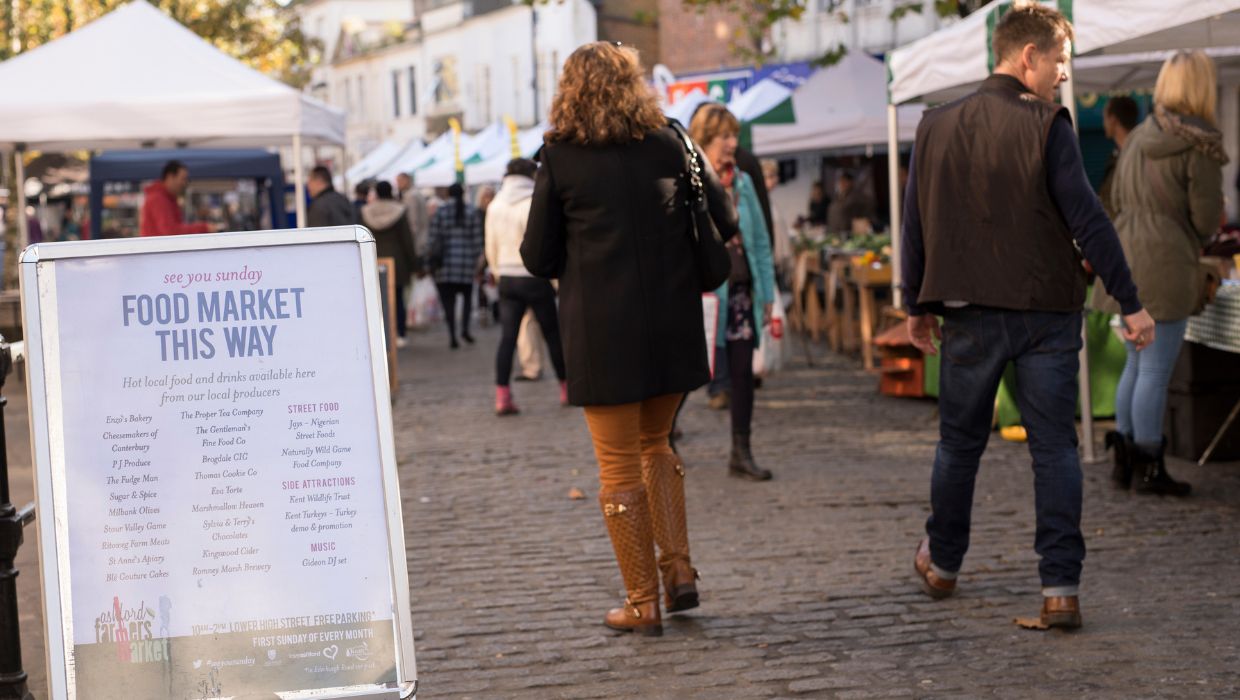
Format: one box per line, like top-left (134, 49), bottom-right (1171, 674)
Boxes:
top-left (0, 335), bottom-right (34, 700)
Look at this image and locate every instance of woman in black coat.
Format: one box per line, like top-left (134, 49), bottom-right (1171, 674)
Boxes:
top-left (521, 41), bottom-right (737, 637)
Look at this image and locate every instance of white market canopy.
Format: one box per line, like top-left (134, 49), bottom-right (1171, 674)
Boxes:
top-left (375, 133), bottom-right (450, 184)
top-left (0, 0), bottom-right (345, 150)
top-left (753, 52), bottom-right (923, 157)
top-left (466, 125), bottom-right (547, 185)
top-left (888, 0), bottom-right (1240, 105)
top-left (346, 140), bottom-right (405, 184)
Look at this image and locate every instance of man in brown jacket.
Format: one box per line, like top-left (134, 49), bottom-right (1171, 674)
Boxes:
top-left (901, 4), bottom-right (1155, 629)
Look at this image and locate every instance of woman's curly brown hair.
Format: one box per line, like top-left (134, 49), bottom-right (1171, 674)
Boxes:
top-left (545, 42), bottom-right (667, 146)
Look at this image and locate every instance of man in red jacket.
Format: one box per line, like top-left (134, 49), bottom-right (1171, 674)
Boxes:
top-left (139, 160), bottom-right (218, 236)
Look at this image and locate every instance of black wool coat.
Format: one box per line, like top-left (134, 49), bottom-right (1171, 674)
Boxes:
top-left (521, 125), bottom-right (738, 407)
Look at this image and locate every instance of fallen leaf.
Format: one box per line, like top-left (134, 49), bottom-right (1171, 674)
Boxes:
top-left (1014, 616), bottom-right (1049, 630)
top-left (568, 488), bottom-right (586, 500)
top-left (570, 468), bottom-right (580, 476)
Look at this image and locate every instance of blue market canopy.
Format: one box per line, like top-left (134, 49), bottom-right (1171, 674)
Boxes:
top-left (89, 149), bottom-right (287, 238)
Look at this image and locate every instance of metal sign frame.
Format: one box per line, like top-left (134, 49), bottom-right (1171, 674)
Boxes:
top-left (19, 226), bottom-right (417, 700)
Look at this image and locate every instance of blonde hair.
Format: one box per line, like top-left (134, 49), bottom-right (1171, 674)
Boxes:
top-left (1154, 50), bottom-right (1218, 125)
top-left (688, 104), bottom-right (739, 150)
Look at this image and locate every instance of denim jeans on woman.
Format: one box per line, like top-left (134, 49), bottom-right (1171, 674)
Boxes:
top-left (928, 306), bottom-right (1085, 595)
top-left (1114, 319), bottom-right (1188, 449)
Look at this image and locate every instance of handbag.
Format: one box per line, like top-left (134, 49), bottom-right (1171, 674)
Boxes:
top-left (669, 120), bottom-right (732, 291)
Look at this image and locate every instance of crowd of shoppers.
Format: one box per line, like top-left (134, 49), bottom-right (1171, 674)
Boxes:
top-left (271, 5), bottom-right (1225, 642)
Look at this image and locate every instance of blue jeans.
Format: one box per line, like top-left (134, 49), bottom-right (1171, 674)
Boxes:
top-left (928, 307), bottom-right (1085, 593)
top-left (1115, 319), bottom-right (1188, 448)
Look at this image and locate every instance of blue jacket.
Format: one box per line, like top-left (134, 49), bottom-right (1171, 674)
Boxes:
top-left (714, 171), bottom-right (776, 348)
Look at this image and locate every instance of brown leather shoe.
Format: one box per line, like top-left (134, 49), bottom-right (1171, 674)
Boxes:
top-left (1040, 596), bottom-right (1082, 629)
top-left (641, 453), bottom-right (699, 613)
top-left (913, 538), bottom-right (956, 599)
top-left (599, 488), bottom-right (663, 636)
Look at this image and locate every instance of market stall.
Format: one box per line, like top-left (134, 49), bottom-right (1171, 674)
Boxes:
top-left (753, 52), bottom-right (923, 158)
top-left (882, 0), bottom-right (1240, 456)
top-left (346, 140), bottom-right (406, 185)
top-left (88, 149), bottom-right (288, 238)
top-left (0, 0), bottom-right (346, 238)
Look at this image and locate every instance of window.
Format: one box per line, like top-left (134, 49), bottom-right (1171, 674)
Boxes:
top-left (357, 76), bottom-right (365, 119)
top-left (408, 66), bottom-right (418, 115)
top-left (478, 65), bottom-right (492, 123)
top-left (433, 57), bottom-right (459, 105)
top-left (392, 70), bottom-right (401, 118)
top-left (345, 77), bottom-right (353, 112)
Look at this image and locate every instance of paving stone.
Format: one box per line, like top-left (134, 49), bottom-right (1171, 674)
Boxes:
top-left (4, 324), bottom-right (1240, 699)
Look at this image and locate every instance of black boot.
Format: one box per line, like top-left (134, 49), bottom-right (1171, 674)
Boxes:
top-left (728, 431), bottom-right (772, 481)
top-left (1104, 431), bottom-right (1133, 489)
top-left (1132, 438), bottom-right (1191, 497)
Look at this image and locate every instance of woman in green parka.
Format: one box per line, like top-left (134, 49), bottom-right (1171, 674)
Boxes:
top-left (1093, 50), bottom-right (1227, 497)
top-left (691, 105), bottom-right (777, 481)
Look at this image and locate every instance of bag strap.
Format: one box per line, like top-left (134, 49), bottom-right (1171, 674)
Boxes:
top-left (667, 119), bottom-right (706, 206)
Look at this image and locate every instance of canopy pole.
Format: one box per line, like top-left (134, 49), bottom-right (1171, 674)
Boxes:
top-left (1060, 65), bottom-right (1099, 465)
top-left (14, 149), bottom-right (28, 253)
top-left (293, 134), bottom-right (306, 229)
top-left (887, 103), bottom-right (902, 309)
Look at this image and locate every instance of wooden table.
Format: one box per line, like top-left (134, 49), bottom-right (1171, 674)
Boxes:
top-left (846, 262), bottom-right (893, 371)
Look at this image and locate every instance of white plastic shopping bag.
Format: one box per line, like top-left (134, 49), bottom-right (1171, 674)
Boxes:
top-left (754, 288), bottom-right (785, 377)
top-left (702, 293), bottom-right (719, 377)
top-left (409, 276), bottom-right (442, 329)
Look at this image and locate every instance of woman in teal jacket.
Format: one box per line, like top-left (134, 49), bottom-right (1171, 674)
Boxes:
top-left (691, 105), bottom-right (777, 481)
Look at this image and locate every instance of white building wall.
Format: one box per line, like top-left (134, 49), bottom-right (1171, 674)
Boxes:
top-left (770, 0), bottom-right (946, 64)
top-left (298, 0), bottom-right (414, 68)
top-left (317, 0), bottom-right (595, 167)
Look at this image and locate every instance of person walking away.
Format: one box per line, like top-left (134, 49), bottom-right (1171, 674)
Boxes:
top-left (307, 166), bottom-right (356, 227)
top-left (361, 182), bottom-right (418, 348)
top-left (806, 181), bottom-right (828, 226)
top-left (762, 158), bottom-right (794, 290)
top-left (691, 104), bottom-right (777, 482)
top-left (485, 158), bottom-right (568, 415)
top-left (396, 172), bottom-right (430, 272)
top-left (1093, 51), bottom-right (1225, 497)
top-left (522, 42), bottom-right (738, 637)
top-left (140, 160), bottom-right (218, 236)
top-left (352, 182), bottom-right (372, 225)
top-left (476, 185), bottom-right (500, 324)
top-left (1098, 96), bottom-right (1140, 218)
top-left (428, 183), bottom-right (484, 349)
top-left (902, 4), bottom-right (1155, 630)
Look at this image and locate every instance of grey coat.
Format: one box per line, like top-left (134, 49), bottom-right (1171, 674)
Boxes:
top-left (1092, 108), bottom-right (1227, 321)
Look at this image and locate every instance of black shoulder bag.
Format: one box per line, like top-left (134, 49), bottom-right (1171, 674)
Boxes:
top-left (669, 120), bottom-right (732, 291)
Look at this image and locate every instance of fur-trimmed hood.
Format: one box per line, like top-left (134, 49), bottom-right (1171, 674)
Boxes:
top-left (361, 199), bottom-right (406, 231)
top-left (1146, 105), bottom-right (1229, 165)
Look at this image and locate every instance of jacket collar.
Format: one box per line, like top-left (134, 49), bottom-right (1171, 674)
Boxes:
top-left (980, 73), bottom-right (1038, 99)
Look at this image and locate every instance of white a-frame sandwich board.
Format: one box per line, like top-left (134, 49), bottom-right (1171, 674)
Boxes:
top-left (20, 227), bottom-right (417, 699)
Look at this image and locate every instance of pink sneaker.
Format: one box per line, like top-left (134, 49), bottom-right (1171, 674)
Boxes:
top-left (496, 386), bottom-right (519, 416)
top-left (559, 381), bottom-right (569, 407)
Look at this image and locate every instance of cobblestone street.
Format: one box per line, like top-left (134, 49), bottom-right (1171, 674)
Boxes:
top-left (7, 322), bottom-right (1240, 698)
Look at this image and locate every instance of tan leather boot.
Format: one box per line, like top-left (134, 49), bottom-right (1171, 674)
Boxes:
top-left (641, 453), bottom-right (699, 613)
top-left (599, 487), bottom-right (663, 636)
